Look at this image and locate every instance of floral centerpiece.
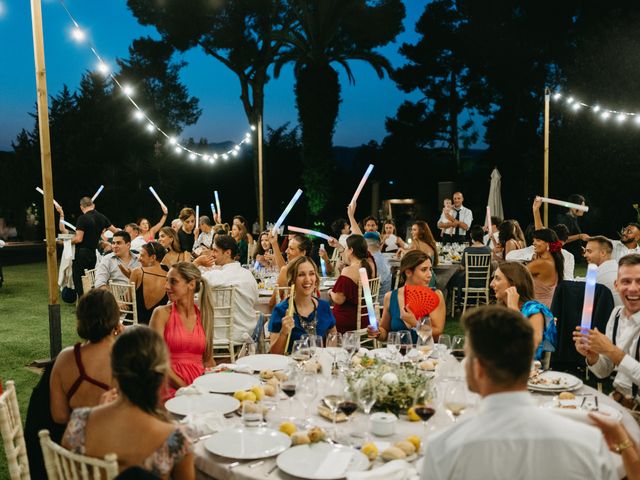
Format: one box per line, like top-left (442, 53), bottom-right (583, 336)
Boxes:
top-left (345, 355), bottom-right (432, 415)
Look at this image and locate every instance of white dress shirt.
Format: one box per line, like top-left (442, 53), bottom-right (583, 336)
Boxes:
top-left (202, 262), bottom-right (259, 343)
top-left (194, 231), bottom-right (214, 252)
top-left (589, 307), bottom-right (640, 398)
top-left (439, 206), bottom-right (473, 235)
top-left (437, 210), bottom-right (455, 236)
top-left (505, 246), bottom-right (575, 280)
top-left (422, 391), bottom-right (617, 480)
top-left (93, 252), bottom-right (140, 288)
top-left (130, 235), bottom-right (147, 252)
top-left (597, 259), bottom-right (621, 307)
top-left (482, 231), bottom-right (499, 250)
top-left (612, 240), bottom-right (640, 262)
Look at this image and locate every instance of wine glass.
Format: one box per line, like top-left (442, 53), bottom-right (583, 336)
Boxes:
top-left (444, 379), bottom-right (468, 422)
top-left (416, 335), bottom-right (434, 358)
top-left (323, 373), bottom-right (346, 440)
top-left (413, 384), bottom-right (437, 450)
top-left (291, 339), bottom-right (311, 366)
top-left (342, 331), bottom-right (360, 360)
top-left (355, 377), bottom-right (377, 440)
top-left (451, 336), bottom-right (465, 361)
top-left (386, 331), bottom-right (401, 361)
top-left (398, 330), bottom-right (413, 360)
top-left (415, 316), bottom-right (432, 340)
top-left (438, 334), bottom-right (451, 349)
top-left (281, 368), bottom-right (298, 417)
top-left (338, 386), bottom-right (358, 443)
top-left (297, 373), bottom-right (318, 427)
top-left (326, 331), bottom-right (343, 369)
top-left (307, 334), bottom-right (324, 358)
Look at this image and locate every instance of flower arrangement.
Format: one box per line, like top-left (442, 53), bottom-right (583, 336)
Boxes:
top-left (345, 357), bottom-right (432, 415)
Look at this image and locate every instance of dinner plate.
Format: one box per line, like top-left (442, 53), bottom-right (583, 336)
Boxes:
top-left (277, 443), bottom-right (369, 480)
top-left (236, 354), bottom-right (291, 372)
top-left (204, 427), bottom-right (291, 459)
top-left (544, 397), bottom-right (623, 422)
top-left (193, 372), bottom-right (260, 393)
top-left (258, 289), bottom-right (274, 296)
top-left (164, 393), bottom-right (240, 416)
top-left (527, 371), bottom-right (582, 392)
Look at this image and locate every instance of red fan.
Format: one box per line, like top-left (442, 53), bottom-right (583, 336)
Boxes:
top-left (404, 285), bottom-right (440, 319)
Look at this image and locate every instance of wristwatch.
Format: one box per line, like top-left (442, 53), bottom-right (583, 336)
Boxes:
top-left (614, 438), bottom-right (634, 453)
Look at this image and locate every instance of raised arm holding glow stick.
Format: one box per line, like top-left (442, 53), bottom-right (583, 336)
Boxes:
top-left (148, 186), bottom-right (167, 211)
top-left (350, 164), bottom-right (374, 206)
top-left (359, 267), bottom-right (378, 331)
top-left (35, 187), bottom-right (61, 209)
top-left (61, 220), bottom-right (76, 231)
top-left (91, 184), bottom-right (104, 202)
top-left (214, 191), bottom-right (221, 221)
top-left (580, 264), bottom-right (598, 332)
top-left (272, 189), bottom-right (303, 235)
top-left (284, 284), bottom-right (296, 354)
top-left (210, 203), bottom-right (216, 218)
top-left (539, 196), bottom-right (589, 212)
top-left (195, 205), bottom-right (200, 230)
top-left (287, 226), bottom-right (332, 241)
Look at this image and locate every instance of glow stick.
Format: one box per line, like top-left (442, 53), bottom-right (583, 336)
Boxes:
top-left (358, 267), bottom-right (378, 331)
top-left (214, 191), bottom-right (221, 220)
top-left (61, 220), bottom-right (76, 231)
top-left (580, 264), bottom-right (598, 331)
top-left (287, 225), bottom-right (332, 241)
top-left (148, 186), bottom-right (167, 211)
top-left (35, 187), bottom-right (61, 209)
top-left (195, 205), bottom-right (200, 229)
top-left (319, 244), bottom-right (327, 277)
top-left (539, 196), bottom-right (589, 212)
top-left (284, 284), bottom-right (296, 354)
top-left (350, 164), bottom-right (374, 205)
top-left (210, 201), bottom-right (216, 218)
top-left (272, 189), bottom-right (303, 235)
top-left (91, 184), bottom-right (104, 202)
top-left (486, 206), bottom-right (494, 245)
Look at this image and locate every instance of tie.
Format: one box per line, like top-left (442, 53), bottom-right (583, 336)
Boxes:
top-left (455, 209), bottom-right (461, 237)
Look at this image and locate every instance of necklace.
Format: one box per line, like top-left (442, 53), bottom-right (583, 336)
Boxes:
top-left (293, 297), bottom-right (318, 335)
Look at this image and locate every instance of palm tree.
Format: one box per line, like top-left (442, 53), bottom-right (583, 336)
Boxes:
top-left (274, 0), bottom-right (405, 217)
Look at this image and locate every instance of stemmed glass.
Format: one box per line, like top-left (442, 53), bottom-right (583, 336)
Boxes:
top-left (451, 336), bottom-right (465, 361)
top-left (281, 367), bottom-right (298, 418)
top-left (326, 332), bottom-right (343, 370)
top-left (438, 334), bottom-right (452, 349)
top-left (413, 384), bottom-right (437, 450)
top-left (444, 379), bottom-right (468, 422)
top-left (338, 386), bottom-right (358, 442)
top-left (291, 339), bottom-right (311, 366)
top-left (323, 373), bottom-right (346, 440)
top-left (415, 316), bottom-right (432, 342)
top-left (297, 373), bottom-right (318, 427)
top-left (342, 331), bottom-right (360, 360)
top-left (398, 330), bottom-right (413, 360)
top-left (355, 378), bottom-right (377, 440)
top-left (387, 332), bottom-right (401, 362)
top-left (307, 334), bottom-right (323, 358)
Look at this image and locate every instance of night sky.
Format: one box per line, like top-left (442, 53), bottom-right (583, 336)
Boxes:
top-left (0, 0), bottom-right (434, 151)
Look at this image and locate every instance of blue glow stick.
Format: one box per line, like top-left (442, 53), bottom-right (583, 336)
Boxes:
top-left (350, 164), bottom-right (374, 205)
top-left (211, 203), bottom-right (216, 217)
top-left (91, 184), bottom-right (104, 202)
top-left (272, 189), bottom-right (303, 234)
top-left (319, 244), bottom-right (327, 277)
top-left (214, 191), bottom-right (221, 220)
top-left (288, 225), bottom-right (332, 241)
top-left (359, 267), bottom-right (378, 330)
top-left (580, 264), bottom-right (598, 331)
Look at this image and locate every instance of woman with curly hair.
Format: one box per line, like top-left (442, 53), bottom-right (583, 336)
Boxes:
top-left (527, 228), bottom-right (564, 308)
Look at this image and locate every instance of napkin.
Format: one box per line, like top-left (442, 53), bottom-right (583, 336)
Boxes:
top-left (210, 363), bottom-right (254, 374)
top-left (175, 384), bottom-right (208, 396)
top-left (181, 411), bottom-right (228, 438)
top-left (316, 450), bottom-right (353, 478)
top-left (347, 460), bottom-right (414, 480)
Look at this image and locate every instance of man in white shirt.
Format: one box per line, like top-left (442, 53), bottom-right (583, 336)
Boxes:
top-left (437, 191), bottom-right (472, 244)
top-left (482, 215), bottom-right (502, 250)
top-left (574, 254), bottom-right (640, 407)
top-left (583, 236), bottom-right (621, 306)
top-left (94, 231), bottom-right (140, 288)
top-left (193, 216), bottom-right (214, 254)
top-left (202, 234), bottom-right (259, 344)
top-left (124, 223), bottom-right (146, 252)
top-left (423, 306), bottom-right (616, 480)
top-left (612, 223), bottom-right (640, 261)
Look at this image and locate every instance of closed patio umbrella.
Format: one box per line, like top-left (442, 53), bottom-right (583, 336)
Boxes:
top-left (487, 168), bottom-right (504, 220)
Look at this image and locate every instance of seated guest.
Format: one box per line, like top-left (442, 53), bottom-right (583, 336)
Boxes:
top-left (150, 262), bottom-right (214, 398)
top-left (253, 231), bottom-right (274, 268)
top-left (330, 235), bottom-right (377, 333)
top-left (583, 236), bottom-right (621, 306)
top-left (331, 218), bottom-right (351, 248)
top-left (124, 223), bottom-right (146, 252)
top-left (177, 207), bottom-right (197, 254)
top-left (482, 215), bottom-right (502, 249)
top-left (492, 220), bottom-right (521, 260)
top-left (450, 225), bottom-right (492, 299)
top-left (490, 261), bottom-right (554, 360)
top-left (193, 216), bottom-right (214, 254)
top-left (613, 223), bottom-right (640, 261)
top-left (50, 289), bottom-right (122, 424)
top-left (527, 228), bottom-right (564, 308)
top-left (230, 221), bottom-right (249, 264)
top-left (158, 226), bottom-right (192, 266)
top-left (589, 411), bottom-right (640, 480)
top-left (62, 327), bottom-right (194, 478)
top-left (270, 233), bottom-right (312, 307)
top-left (202, 235), bottom-right (259, 343)
top-left (94, 231), bottom-right (141, 289)
top-left (381, 219), bottom-right (403, 253)
top-left (397, 221), bottom-right (438, 263)
top-left (368, 250), bottom-right (445, 343)
top-left (363, 231), bottom-right (392, 302)
top-left (269, 257), bottom-right (337, 354)
top-left (574, 254), bottom-right (640, 409)
top-left (233, 215), bottom-right (254, 244)
top-left (119, 242), bottom-right (168, 325)
top-left (423, 306), bottom-right (616, 480)
top-left (137, 205), bottom-right (168, 242)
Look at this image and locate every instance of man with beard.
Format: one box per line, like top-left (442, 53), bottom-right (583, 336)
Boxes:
top-left (613, 223), bottom-right (640, 262)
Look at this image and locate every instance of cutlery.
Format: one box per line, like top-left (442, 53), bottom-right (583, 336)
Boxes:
top-left (265, 463), bottom-right (279, 477)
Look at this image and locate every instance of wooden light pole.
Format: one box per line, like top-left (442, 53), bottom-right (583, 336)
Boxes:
top-left (258, 115), bottom-right (265, 230)
top-left (30, 0), bottom-right (61, 357)
top-left (543, 87), bottom-right (550, 227)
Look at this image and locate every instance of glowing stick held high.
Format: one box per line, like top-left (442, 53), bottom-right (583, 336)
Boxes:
top-left (272, 189), bottom-right (303, 235)
top-left (35, 187), bottom-right (61, 209)
top-left (61, 220), bottom-right (76, 231)
top-left (211, 203), bottom-right (216, 217)
top-left (214, 191), bottom-right (221, 220)
top-left (148, 186), bottom-right (167, 211)
top-left (91, 184), bottom-right (104, 202)
top-left (195, 205), bottom-right (200, 230)
top-left (539, 196), bottom-right (589, 212)
top-left (359, 267), bottom-right (378, 331)
top-left (350, 164), bottom-right (374, 205)
top-left (319, 244), bottom-right (328, 277)
top-left (580, 264), bottom-right (598, 331)
top-left (284, 284), bottom-right (296, 354)
top-left (287, 226), bottom-right (332, 241)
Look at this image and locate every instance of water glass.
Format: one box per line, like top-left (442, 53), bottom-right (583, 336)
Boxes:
top-left (342, 331), bottom-right (360, 359)
top-left (438, 334), bottom-right (452, 350)
top-left (415, 316), bottom-right (433, 342)
top-left (242, 400), bottom-right (264, 427)
top-left (387, 332), bottom-right (401, 361)
top-left (297, 374), bottom-right (318, 426)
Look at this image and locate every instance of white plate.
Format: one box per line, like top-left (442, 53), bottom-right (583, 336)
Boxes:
top-left (236, 354), bottom-right (292, 372)
top-left (527, 371), bottom-right (582, 392)
top-left (259, 289), bottom-right (274, 296)
top-left (164, 393), bottom-right (240, 416)
top-left (193, 372), bottom-right (260, 393)
top-left (277, 443), bottom-right (369, 480)
top-left (204, 427), bottom-right (291, 459)
top-left (544, 398), bottom-right (623, 422)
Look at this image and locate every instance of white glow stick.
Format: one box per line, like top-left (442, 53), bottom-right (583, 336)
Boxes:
top-left (580, 264), bottom-right (598, 331)
top-left (195, 205), bottom-right (200, 229)
top-left (539, 196), bottom-right (589, 212)
top-left (350, 164), bottom-right (374, 205)
top-left (272, 189), bottom-right (303, 235)
top-left (148, 186), bottom-right (167, 210)
top-left (287, 225), bottom-right (332, 241)
top-left (91, 184), bottom-right (104, 202)
top-left (211, 203), bottom-right (216, 217)
top-left (214, 191), bottom-right (221, 220)
top-left (61, 220), bottom-right (76, 231)
top-left (319, 244), bottom-right (327, 277)
top-left (358, 267), bottom-right (378, 330)
top-left (35, 187), bottom-right (61, 209)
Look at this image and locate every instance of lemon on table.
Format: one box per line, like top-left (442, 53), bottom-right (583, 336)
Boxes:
top-left (250, 385), bottom-right (265, 401)
top-left (279, 422), bottom-right (297, 436)
top-left (233, 390), bottom-right (247, 401)
top-left (361, 442), bottom-right (378, 461)
top-left (407, 435), bottom-right (421, 451)
top-left (407, 407), bottom-right (421, 422)
top-left (243, 392), bottom-right (257, 402)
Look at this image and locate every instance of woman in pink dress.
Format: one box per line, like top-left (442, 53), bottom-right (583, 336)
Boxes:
top-left (150, 262), bottom-right (214, 398)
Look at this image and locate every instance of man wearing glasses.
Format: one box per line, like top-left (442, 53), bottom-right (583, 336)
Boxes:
top-left (613, 224), bottom-right (640, 262)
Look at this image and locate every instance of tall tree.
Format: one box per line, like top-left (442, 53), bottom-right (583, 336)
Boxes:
top-left (273, 0), bottom-right (405, 217)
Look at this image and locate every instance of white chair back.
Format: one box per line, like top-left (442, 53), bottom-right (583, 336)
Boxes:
top-left (459, 253), bottom-right (492, 314)
top-left (39, 429), bottom-right (118, 480)
top-left (356, 277), bottom-right (381, 348)
top-left (83, 269), bottom-right (97, 290)
top-left (210, 287), bottom-right (237, 361)
top-left (0, 381), bottom-right (30, 480)
top-left (108, 281), bottom-right (138, 325)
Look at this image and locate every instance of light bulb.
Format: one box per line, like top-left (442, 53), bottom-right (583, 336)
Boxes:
top-left (572, 103), bottom-right (581, 111)
top-left (122, 84), bottom-right (134, 96)
top-left (189, 153), bottom-right (196, 160)
top-left (97, 62), bottom-right (109, 75)
top-left (134, 110), bottom-right (145, 121)
top-left (601, 111), bottom-right (610, 120)
top-left (566, 96), bottom-right (574, 104)
top-left (232, 150), bottom-right (239, 157)
top-left (71, 27), bottom-right (85, 42)
top-left (223, 154), bottom-right (229, 160)
top-left (213, 154), bottom-right (219, 160)
top-left (169, 137), bottom-right (177, 145)
top-left (634, 115), bottom-right (640, 125)
top-left (553, 93), bottom-right (562, 100)
top-left (250, 125), bottom-right (256, 131)
top-left (617, 113), bottom-right (627, 123)
top-left (146, 123), bottom-right (155, 132)
top-left (203, 155), bottom-right (210, 161)
top-left (593, 105), bottom-right (600, 113)
top-left (174, 147), bottom-right (182, 154)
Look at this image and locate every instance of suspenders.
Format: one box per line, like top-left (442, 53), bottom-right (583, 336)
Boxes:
top-left (611, 308), bottom-right (640, 398)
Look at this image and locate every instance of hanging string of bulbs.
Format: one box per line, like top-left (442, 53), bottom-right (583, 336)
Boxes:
top-left (551, 91), bottom-right (640, 125)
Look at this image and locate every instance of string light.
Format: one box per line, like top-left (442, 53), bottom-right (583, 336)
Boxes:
top-left (552, 90), bottom-right (640, 126)
top-left (57, 0), bottom-right (254, 164)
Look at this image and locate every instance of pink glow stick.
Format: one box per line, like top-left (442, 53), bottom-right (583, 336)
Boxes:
top-left (359, 267), bottom-right (378, 331)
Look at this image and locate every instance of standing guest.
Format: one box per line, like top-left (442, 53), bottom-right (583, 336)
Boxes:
top-left (269, 257), bottom-right (337, 354)
top-left (423, 306), bottom-right (617, 480)
top-left (253, 231), bottom-right (274, 268)
top-left (137, 205), bottom-right (168, 242)
top-left (94, 231), bottom-right (140, 289)
top-left (527, 228), bottom-right (564, 308)
top-left (368, 250), bottom-right (445, 343)
top-left (124, 223), bottom-right (146, 252)
top-left (50, 289), bottom-right (122, 424)
top-left (492, 220), bottom-right (521, 260)
top-left (193, 216), bottom-right (214, 254)
top-left (437, 198), bottom-right (454, 241)
top-left (62, 327), bottom-right (194, 478)
top-left (150, 262), bottom-right (214, 398)
top-left (70, 197), bottom-right (118, 296)
top-left (330, 235), bottom-right (376, 333)
top-left (556, 193), bottom-right (590, 261)
top-left (583, 236), bottom-right (621, 306)
top-left (202, 235), bottom-right (259, 344)
top-left (331, 218), bottom-right (351, 248)
top-left (230, 222), bottom-right (249, 264)
top-left (362, 216), bottom-right (379, 233)
top-left (437, 191), bottom-right (473, 244)
top-left (119, 242), bottom-right (169, 325)
top-left (177, 208), bottom-right (197, 254)
top-left (171, 218), bottom-right (182, 232)
top-left (233, 215), bottom-right (254, 244)
top-left (613, 223), bottom-right (640, 261)
top-left (380, 219), bottom-right (403, 253)
top-left (158, 226), bottom-right (192, 266)
top-left (574, 254), bottom-right (640, 409)
top-left (363, 231), bottom-right (392, 302)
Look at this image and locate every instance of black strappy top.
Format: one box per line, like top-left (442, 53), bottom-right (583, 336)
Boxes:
top-left (66, 343), bottom-right (110, 400)
top-left (136, 269), bottom-right (169, 325)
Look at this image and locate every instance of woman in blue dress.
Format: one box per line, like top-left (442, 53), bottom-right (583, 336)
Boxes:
top-left (269, 256), bottom-right (337, 354)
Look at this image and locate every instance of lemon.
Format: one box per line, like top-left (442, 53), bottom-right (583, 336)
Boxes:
top-left (406, 435), bottom-right (421, 451)
top-left (407, 407), bottom-right (420, 422)
top-left (233, 390), bottom-right (247, 401)
top-left (279, 422), bottom-right (297, 436)
top-left (243, 392), bottom-right (257, 402)
top-left (250, 385), bottom-right (265, 401)
top-left (361, 442), bottom-right (378, 461)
